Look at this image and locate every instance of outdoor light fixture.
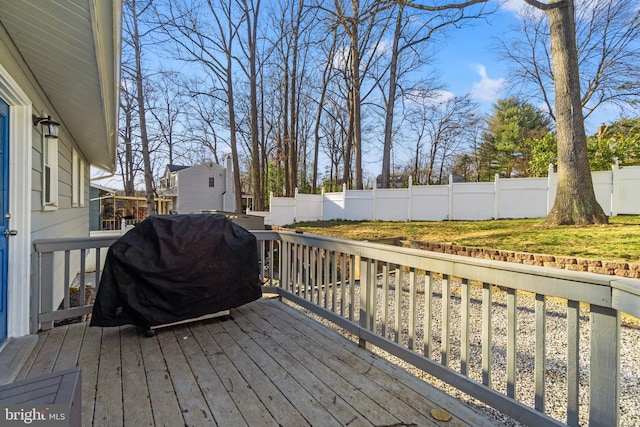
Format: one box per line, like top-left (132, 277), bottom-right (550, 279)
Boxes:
top-left (32, 115), bottom-right (60, 139)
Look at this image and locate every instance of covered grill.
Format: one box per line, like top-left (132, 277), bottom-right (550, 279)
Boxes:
top-left (90, 214), bottom-right (262, 329)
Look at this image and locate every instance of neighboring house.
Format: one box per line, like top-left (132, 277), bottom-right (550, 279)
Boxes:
top-left (159, 157), bottom-right (237, 214)
top-left (89, 184), bottom-right (116, 231)
top-left (0, 1), bottom-right (121, 341)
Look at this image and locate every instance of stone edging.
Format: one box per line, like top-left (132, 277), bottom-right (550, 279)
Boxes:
top-left (396, 239), bottom-right (640, 279)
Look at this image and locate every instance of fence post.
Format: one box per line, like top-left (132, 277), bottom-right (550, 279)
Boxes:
top-left (547, 164), bottom-right (554, 214)
top-left (294, 187), bottom-right (299, 222)
top-left (372, 185), bottom-right (377, 221)
top-left (408, 176), bottom-right (413, 221)
top-left (448, 173), bottom-right (454, 220)
top-left (342, 183), bottom-right (347, 220)
top-left (611, 161), bottom-right (619, 217)
top-left (493, 173), bottom-right (500, 219)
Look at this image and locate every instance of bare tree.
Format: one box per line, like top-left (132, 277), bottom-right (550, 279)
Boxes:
top-left (407, 93), bottom-right (479, 184)
top-left (148, 72), bottom-right (188, 165)
top-left (122, 0), bottom-right (157, 214)
top-left (522, 0), bottom-right (607, 225)
top-left (502, 0), bottom-right (640, 121)
top-left (379, 1), bottom-right (492, 188)
top-left (156, 0), bottom-right (244, 212)
top-left (311, 29), bottom-right (338, 193)
top-left (118, 80), bottom-right (143, 196)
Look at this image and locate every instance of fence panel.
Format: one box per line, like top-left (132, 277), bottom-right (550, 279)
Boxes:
top-left (270, 196), bottom-right (296, 225)
top-left (374, 188), bottom-right (409, 221)
top-left (323, 192), bottom-right (345, 220)
top-left (410, 185), bottom-right (450, 221)
top-left (452, 182), bottom-right (494, 220)
top-left (295, 193), bottom-right (323, 222)
top-left (344, 190), bottom-right (374, 221)
top-left (617, 166), bottom-right (640, 214)
top-left (592, 170), bottom-right (614, 215)
top-left (497, 178), bottom-right (549, 218)
top-left (264, 166), bottom-right (640, 226)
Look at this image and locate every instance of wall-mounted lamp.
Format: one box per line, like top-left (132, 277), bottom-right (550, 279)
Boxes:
top-left (32, 115), bottom-right (60, 139)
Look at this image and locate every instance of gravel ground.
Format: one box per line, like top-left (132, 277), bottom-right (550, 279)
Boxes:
top-left (287, 272), bottom-right (640, 426)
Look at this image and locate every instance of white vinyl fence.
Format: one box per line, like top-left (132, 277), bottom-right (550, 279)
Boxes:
top-left (249, 164), bottom-right (640, 226)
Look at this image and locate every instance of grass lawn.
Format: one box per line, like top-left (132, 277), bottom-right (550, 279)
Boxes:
top-left (285, 215), bottom-right (640, 264)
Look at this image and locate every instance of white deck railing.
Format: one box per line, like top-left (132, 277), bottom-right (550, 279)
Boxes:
top-left (33, 231), bottom-right (640, 427)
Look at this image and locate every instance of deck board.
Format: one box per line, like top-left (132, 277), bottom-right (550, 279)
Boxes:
top-left (17, 298), bottom-right (498, 426)
top-left (120, 325), bottom-right (154, 426)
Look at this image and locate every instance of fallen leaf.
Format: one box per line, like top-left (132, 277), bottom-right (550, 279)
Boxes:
top-left (431, 408), bottom-right (452, 422)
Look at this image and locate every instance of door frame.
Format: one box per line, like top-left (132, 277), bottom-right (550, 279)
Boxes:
top-left (0, 63), bottom-right (33, 338)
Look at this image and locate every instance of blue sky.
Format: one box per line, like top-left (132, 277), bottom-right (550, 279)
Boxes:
top-left (432, 0), bottom-right (622, 135)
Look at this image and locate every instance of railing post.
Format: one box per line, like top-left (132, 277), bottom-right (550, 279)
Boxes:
top-left (589, 305), bottom-right (620, 427)
top-left (40, 251), bottom-right (55, 331)
top-left (29, 252), bottom-right (41, 334)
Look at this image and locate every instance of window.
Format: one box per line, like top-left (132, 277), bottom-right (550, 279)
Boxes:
top-left (170, 173), bottom-right (177, 188)
top-left (72, 148), bottom-right (79, 207)
top-left (79, 159), bottom-right (85, 207)
top-left (209, 177), bottom-right (215, 187)
top-left (43, 134), bottom-right (58, 210)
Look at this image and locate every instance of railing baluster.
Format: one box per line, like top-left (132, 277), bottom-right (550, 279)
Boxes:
top-left (507, 288), bottom-right (517, 398)
top-left (370, 260), bottom-right (377, 333)
top-left (79, 249), bottom-right (86, 305)
top-left (441, 274), bottom-right (450, 367)
top-left (535, 293), bottom-right (546, 413)
top-left (461, 278), bottom-right (470, 376)
top-left (322, 249), bottom-right (328, 307)
top-left (64, 251), bottom-right (71, 309)
top-left (381, 262), bottom-right (389, 338)
top-left (308, 246), bottom-right (313, 300)
top-left (567, 299), bottom-right (580, 427)
top-left (95, 247), bottom-right (102, 291)
top-left (424, 271), bottom-right (432, 359)
top-left (482, 282), bottom-right (492, 387)
top-left (408, 268), bottom-right (416, 350)
top-left (340, 253), bottom-right (346, 317)
top-left (348, 254), bottom-right (355, 321)
top-left (394, 267), bottom-right (402, 344)
top-left (331, 251), bottom-right (337, 312)
top-left (302, 245), bottom-right (308, 300)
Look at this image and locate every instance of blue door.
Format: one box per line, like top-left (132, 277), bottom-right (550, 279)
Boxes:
top-left (0, 98), bottom-right (8, 343)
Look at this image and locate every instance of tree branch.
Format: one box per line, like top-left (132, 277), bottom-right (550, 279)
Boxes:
top-left (400, 0), bottom-right (488, 12)
top-left (521, 0), bottom-right (567, 11)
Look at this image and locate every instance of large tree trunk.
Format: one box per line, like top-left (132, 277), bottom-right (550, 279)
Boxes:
top-left (540, 0), bottom-right (607, 225)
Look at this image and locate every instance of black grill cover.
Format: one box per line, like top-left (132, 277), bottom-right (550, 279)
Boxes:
top-left (90, 214), bottom-right (262, 328)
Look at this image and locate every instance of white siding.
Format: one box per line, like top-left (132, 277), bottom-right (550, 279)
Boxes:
top-left (176, 163), bottom-right (227, 213)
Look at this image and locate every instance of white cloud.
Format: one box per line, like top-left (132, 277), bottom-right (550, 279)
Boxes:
top-left (500, 0), bottom-right (525, 14)
top-left (470, 64), bottom-right (506, 102)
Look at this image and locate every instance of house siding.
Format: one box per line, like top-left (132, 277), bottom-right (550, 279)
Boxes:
top-left (172, 164), bottom-right (227, 214)
top-left (1, 25), bottom-right (92, 329)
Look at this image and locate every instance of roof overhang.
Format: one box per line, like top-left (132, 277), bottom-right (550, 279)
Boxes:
top-left (0, 0), bottom-right (122, 173)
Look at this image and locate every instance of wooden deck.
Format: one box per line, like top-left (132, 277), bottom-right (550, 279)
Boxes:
top-left (16, 298), bottom-right (497, 426)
